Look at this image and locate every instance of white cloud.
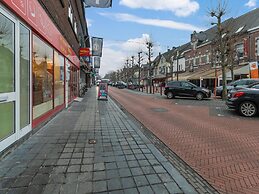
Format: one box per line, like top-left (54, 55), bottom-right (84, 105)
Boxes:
top-left (119, 0), bottom-right (199, 17)
top-left (99, 13), bottom-right (204, 32)
top-left (99, 34), bottom-right (161, 77)
top-left (87, 19), bottom-right (93, 27)
top-left (245, 0), bottom-right (257, 7)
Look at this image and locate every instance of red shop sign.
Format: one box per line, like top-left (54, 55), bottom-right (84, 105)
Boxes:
top-left (80, 48), bottom-right (91, 57)
top-left (2, 0), bottom-right (80, 67)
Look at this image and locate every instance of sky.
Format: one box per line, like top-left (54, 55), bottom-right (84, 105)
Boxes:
top-left (85, 0), bottom-right (258, 77)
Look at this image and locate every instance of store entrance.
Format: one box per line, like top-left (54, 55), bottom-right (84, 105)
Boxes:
top-left (0, 7), bottom-right (31, 152)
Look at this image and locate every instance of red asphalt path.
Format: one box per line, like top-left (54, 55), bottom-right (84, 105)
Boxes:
top-left (109, 87), bottom-right (259, 194)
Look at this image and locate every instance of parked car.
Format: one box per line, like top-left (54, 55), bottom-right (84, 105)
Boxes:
top-left (164, 81), bottom-right (211, 100)
top-left (216, 79), bottom-right (259, 97)
top-left (116, 81), bottom-right (127, 89)
top-left (228, 81), bottom-right (259, 94)
top-left (226, 83), bottom-right (259, 117)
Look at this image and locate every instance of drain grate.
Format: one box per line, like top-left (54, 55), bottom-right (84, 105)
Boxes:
top-left (88, 139), bottom-right (97, 144)
top-left (150, 108), bottom-right (168, 112)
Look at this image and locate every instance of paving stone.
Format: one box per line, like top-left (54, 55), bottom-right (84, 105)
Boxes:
top-left (81, 164), bottom-right (93, 172)
top-left (93, 171), bottom-right (106, 181)
top-left (107, 178), bottom-right (122, 190)
top-left (26, 185), bottom-right (44, 194)
top-left (31, 174), bottom-right (49, 185)
top-left (70, 159), bottom-right (82, 165)
top-left (77, 182), bottom-right (93, 194)
top-left (128, 161), bottom-right (139, 168)
top-left (94, 163), bottom-right (105, 171)
top-left (158, 173), bottom-right (173, 183)
top-left (142, 166), bottom-right (155, 175)
top-left (42, 184), bottom-right (61, 194)
top-left (93, 180), bottom-right (107, 192)
top-left (153, 166), bottom-right (167, 173)
top-left (49, 174), bottom-right (66, 184)
top-left (60, 183), bottom-right (77, 194)
top-left (52, 166), bottom-right (67, 174)
top-left (57, 159), bottom-right (70, 166)
top-left (130, 167), bottom-right (144, 176)
top-left (10, 176), bottom-right (32, 188)
top-left (106, 169), bottom-right (119, 179)
top-left (164, 182), bottom-right (183, 194)
top-left (78, 172), bottom-right (92, 182)
top-left (119, 168), bottom-right (132, 178)
top-left (138, 185), bottom-right (154, 194)
top-left (121, 177), bottom-right (136, 189)
top-left (133, 175), bottom-right (149, 187)
top-left (6, 187), bottom-right (28, 194)
top-left (124, 187), bottom-right (139, 194)
top-left (105, 162), bottom-right (117, 170)
top-left (146, 174), bottom-right (162, 184)
top-left (151, 184), bottom-right (170, 194)
top-left (67, 165), bottom-right (80, 173)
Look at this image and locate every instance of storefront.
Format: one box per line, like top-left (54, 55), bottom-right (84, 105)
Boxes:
top-left (0, 1), bottom-right (80, 152)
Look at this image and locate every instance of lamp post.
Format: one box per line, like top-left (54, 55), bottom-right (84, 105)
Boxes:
top-left (137, 51), bottom-right (143, 91)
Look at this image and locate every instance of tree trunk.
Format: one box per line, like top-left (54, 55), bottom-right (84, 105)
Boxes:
top-left (222, 65), bottom-right (228, 100)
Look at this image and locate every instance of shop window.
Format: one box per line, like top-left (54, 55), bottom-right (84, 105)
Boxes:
top-left (32, 35), bottom-right (54, 119)
top-left (54, 51), bottom-right (64, 107)
top-left (0, 13), bottom-right (15, 93)
top-left (19, 24), bottom-right (30, 129)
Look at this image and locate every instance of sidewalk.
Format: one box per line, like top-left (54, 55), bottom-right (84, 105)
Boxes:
top-left (0, 88), bottom-right (197, 194)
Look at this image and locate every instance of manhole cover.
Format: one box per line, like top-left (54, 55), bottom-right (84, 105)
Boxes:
top-left (88, 139), bottom-right (97, 144)
top-left (150, 108), bottom-right (168, 112)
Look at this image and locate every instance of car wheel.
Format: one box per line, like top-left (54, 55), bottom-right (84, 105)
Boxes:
top-left (239, 101), bottom-right (257, 117)
top-left (167, 92), bottom-right (174, 99)
top-left (196, 92), bottom-right (204, 100)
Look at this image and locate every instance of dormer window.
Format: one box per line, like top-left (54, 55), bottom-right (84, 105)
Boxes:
top-left (235, 26), bottom-right (244, 34)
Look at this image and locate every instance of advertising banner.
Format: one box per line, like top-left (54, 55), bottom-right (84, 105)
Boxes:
top-left (84, 0), bottom-right (112, 8)
top-left (94, 57), bottom-right (101, 68)
top-left (91, 37), bottom-right (103, 57)
top-left (249, 62), bottom-right (259, 78)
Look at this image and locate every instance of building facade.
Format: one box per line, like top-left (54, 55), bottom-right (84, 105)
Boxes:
top-left (0, 0), bottom-right (89, 152)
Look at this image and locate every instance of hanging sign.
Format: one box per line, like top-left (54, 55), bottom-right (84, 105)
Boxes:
top-left (91, 37), bottom-right (103, 57)
top-left (80, 48), bottom-right (91, 56)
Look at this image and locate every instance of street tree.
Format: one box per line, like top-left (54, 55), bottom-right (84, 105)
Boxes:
top-left (210, 0), bottom-right (229, 100)
top-left (145, 40), bottom-right (153, 93)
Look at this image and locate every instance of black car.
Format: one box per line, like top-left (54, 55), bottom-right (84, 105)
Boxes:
top-left (216, 79), bottom-right (259, 97)
top-left (164, 81), bottom-right (211, 100)
top-left (226, 83), bottom-right (259, 117)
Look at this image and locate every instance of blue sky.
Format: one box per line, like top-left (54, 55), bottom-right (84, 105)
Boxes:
top-left (85, 0), bottom-right (258, 76)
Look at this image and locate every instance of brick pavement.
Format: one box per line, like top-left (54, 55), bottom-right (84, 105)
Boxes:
top-left (109, 87), bottom-right (259, 194)
top-left (0, 88), bottom-right (197, 194)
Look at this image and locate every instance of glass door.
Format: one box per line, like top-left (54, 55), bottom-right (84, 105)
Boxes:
top-left (0, 7), bottom-right (31, 152)
top-left (0, 12), bottom-right (16, 150)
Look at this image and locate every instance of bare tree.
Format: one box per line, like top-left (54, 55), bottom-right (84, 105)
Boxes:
top-left (210, 0), bottom-right (229, 100)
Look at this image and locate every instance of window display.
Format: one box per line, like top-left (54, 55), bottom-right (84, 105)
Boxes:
top-left (32, 35), bottom-right (53, 119)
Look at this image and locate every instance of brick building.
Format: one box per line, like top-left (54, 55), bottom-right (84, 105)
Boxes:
top-left (0, 0), bottom-right (90, 152)
top-left (154, 8), bottom-right (259, 90)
